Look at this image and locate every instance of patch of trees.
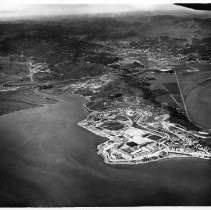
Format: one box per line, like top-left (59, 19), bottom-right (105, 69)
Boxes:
top-left (74, 88), bottom-right (93, 97)
top-left (108, 92), bottom-right (122, 100)
top-left (86, 98), bottom-right (109, 111)
top-left (86, 52), bottom-right (120, 65)
top-left (166, 106), bottom-right (200, 131)
top-left (151, 89), bottom-right (169, 98)
top-left (198, 138), bottom-right (211, 150)
top-left (52, 63), bottom-right (109, 80)
top-left (163, 82), bottom-right (180, 94)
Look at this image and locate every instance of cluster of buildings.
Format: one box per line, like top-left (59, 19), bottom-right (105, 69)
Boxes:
top-left (77, 101), bottom-right (211, 164)
top-left (27, 59), bottom-right (51, 82)
top-left (71, 73), bottom-right (113, 95)
top-left (69, 39), bottom-right (211, 164)
top-left (91, 39), bottom-right (211, 79)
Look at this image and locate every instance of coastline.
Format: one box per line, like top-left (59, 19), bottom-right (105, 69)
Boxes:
top-left (97, 147), bottom-right (211, 166)
top-left (6, 84), bottom-right (208, 166)
top-left (73, 89), bottom-right (211, 165)
top-left (78, 120), bottom-right (210, 165)
top-left (72, 89), bottom-right (93, 112)
top-left (0, 81), bottom-right (211, 206)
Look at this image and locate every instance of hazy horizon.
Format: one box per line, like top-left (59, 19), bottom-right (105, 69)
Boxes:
top-left (0, 3), bottom-right (209, 21)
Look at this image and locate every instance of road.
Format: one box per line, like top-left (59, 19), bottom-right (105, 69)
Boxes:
top-left (174, 69), bottom-right (194, 123)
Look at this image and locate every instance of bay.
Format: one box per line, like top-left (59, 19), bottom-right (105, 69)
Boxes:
top-left (0, 93), bottom-right (210, 206)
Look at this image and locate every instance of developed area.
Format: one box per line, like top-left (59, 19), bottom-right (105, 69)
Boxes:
top-left (0, 11), bottom-right (211, 165)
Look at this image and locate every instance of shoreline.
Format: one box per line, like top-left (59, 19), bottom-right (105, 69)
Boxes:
top-left (72, 89), bottom-right (93, 112)
top-left (74, 86), bottom-right (211, 165)
top-left (1, 83), bottom-right (209, 166)
top-left (72, 87), bottom-right (211, 166)
top-left (78, 121), bottom-right (210, 165)
top-left (98, 148), bottom-right (211, 166)
top-left (174, 69), bottom-right (211, 131)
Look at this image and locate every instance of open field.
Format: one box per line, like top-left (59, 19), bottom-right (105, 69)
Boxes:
top-left (0, 88), bottom-right (57, 115)
top-left (0, 101), bottom-right (39, 115)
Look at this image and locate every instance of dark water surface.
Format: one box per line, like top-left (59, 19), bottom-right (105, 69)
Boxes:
top-left (186, 79), bottom-right (211, 129)
top-left (0, 93), bottom-right (211, 206)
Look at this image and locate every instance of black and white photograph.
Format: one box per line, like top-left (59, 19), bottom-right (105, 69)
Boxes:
top-left (0, 0), bottom-right (211, 207)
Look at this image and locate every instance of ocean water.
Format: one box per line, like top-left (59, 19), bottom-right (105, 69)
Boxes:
top-left (0, 94), bottom-right (210, 206)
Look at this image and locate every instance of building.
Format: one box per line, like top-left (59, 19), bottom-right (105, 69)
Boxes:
top-left (111, 147), bottom-right (133, 160)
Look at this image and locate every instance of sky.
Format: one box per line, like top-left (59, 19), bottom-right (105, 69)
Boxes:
top-left (0, 0), bottom-right (210, 20)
